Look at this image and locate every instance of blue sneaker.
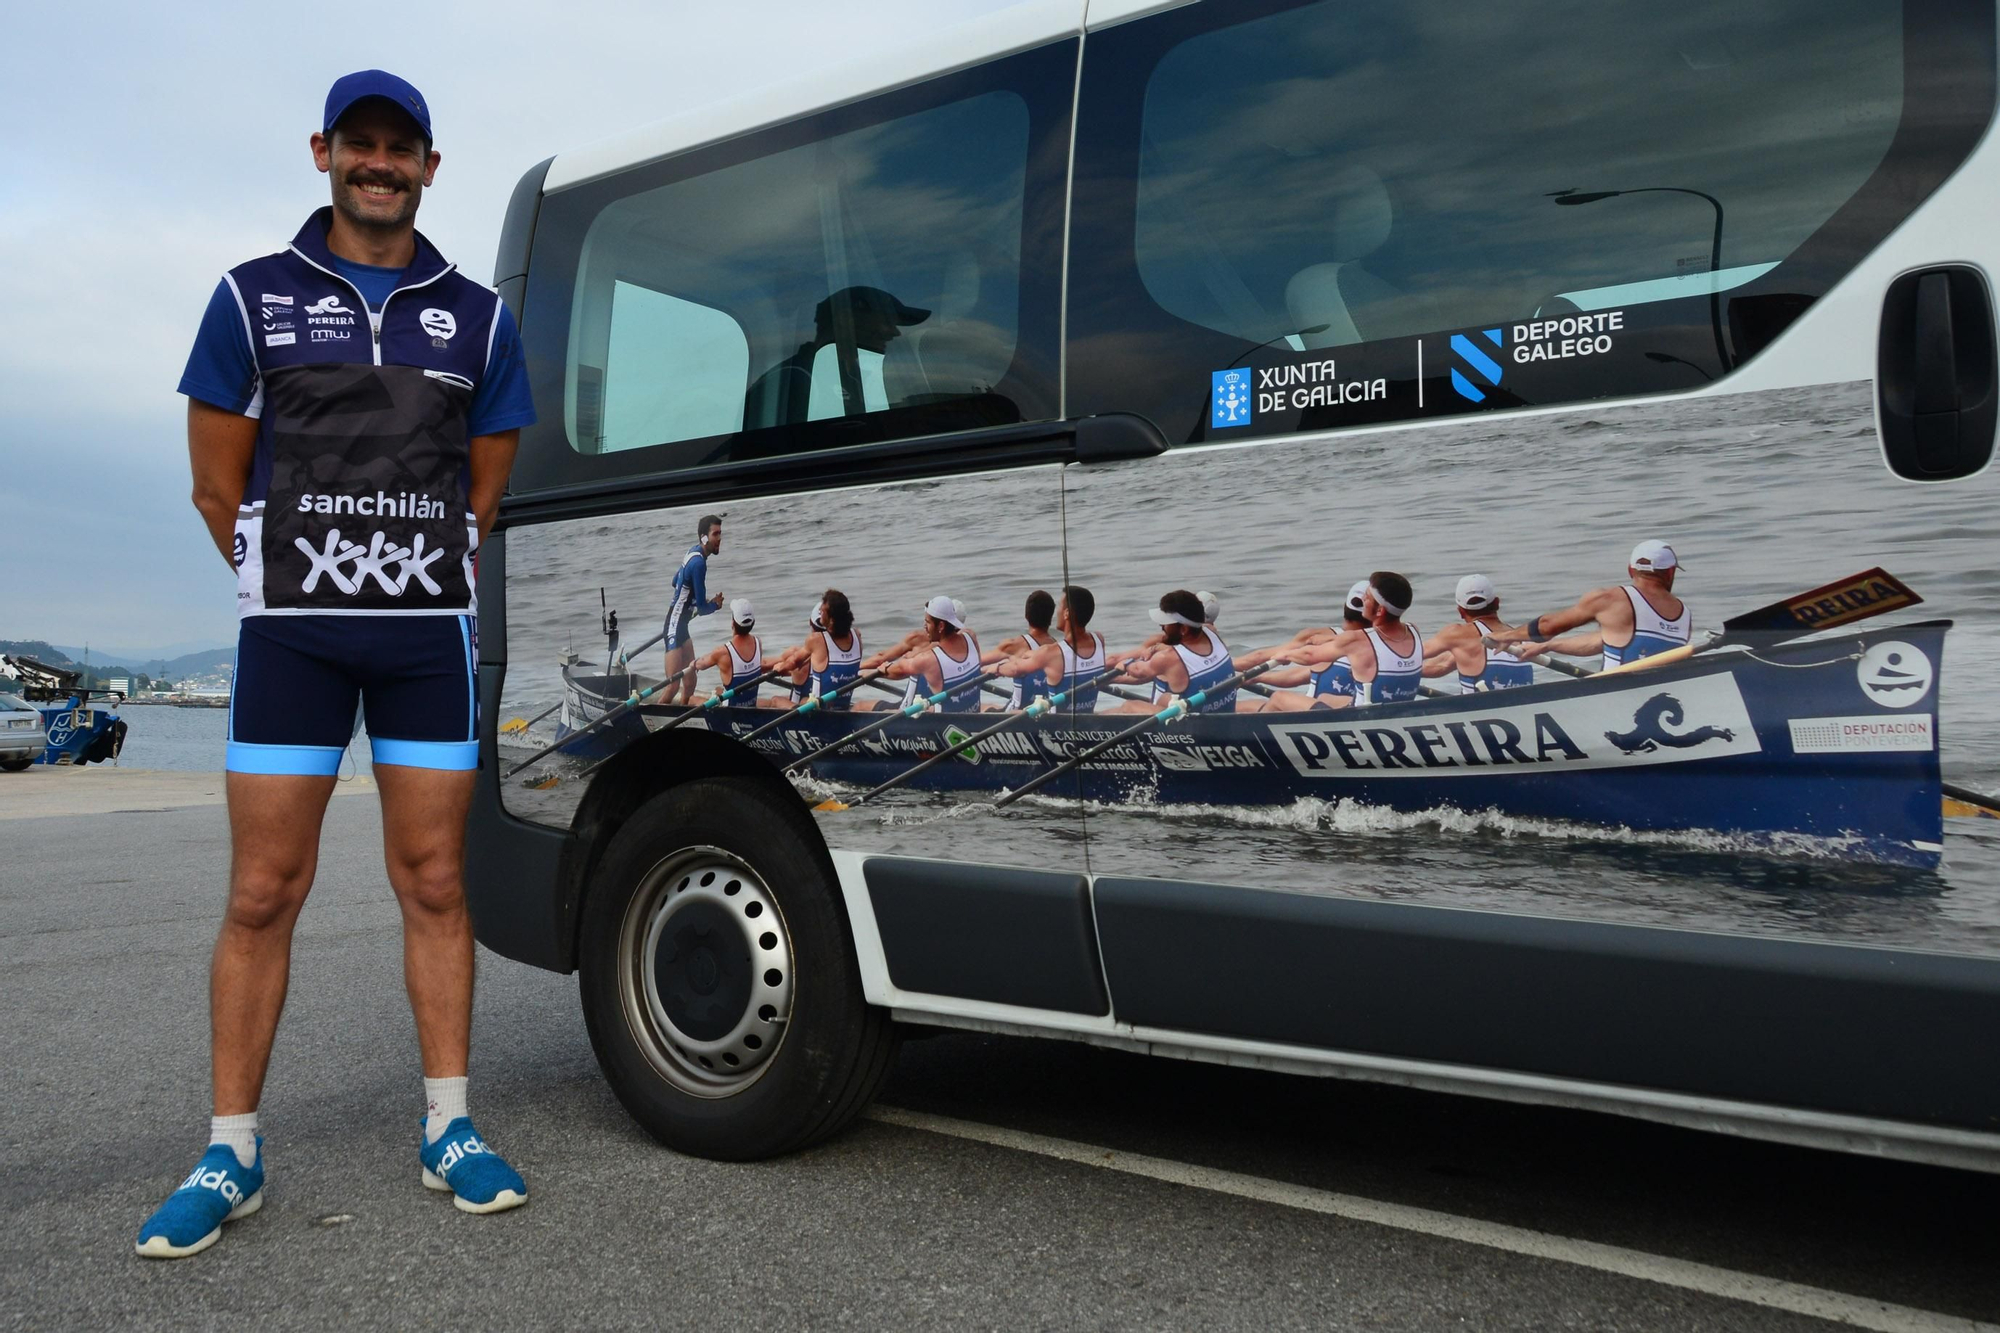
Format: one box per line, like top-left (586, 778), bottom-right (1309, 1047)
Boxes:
top-left (135, 1140), bottom-right (265, 1258)
top-left (419, 1116), bottom-right (526, 1214)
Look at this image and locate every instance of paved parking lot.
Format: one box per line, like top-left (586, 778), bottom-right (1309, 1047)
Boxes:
top-left (3, 778), bottom-right (1995, 1330)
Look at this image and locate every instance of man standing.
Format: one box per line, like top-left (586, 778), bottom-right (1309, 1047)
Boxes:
top-left (143, 71), bottom-right (535, 1258)
top-left (1494, 541), bottom-right (1691, 667)
top-left (662, 515), bottom-right (726, 704)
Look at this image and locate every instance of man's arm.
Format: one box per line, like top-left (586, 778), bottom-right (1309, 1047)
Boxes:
top-left (188, 401), bottom-right (258, 569)
top-left (467, 430), bottom-right (519, 545)
top-left (1286, 627), bottom-right (1366, 668)
top-left (1515, 630), bottom-right (1604, 660)
top-left (1487, 587), bottom-right (1618, 645)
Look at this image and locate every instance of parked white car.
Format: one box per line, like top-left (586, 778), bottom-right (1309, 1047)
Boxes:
top-left (0, 693), bottom-right (48, 771)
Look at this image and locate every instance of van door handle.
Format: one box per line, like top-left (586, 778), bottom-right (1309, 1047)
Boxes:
top-left (1071, 412), bottom-right (1170, 464)
top-left (1877, 264), bottom-right (1996, 481)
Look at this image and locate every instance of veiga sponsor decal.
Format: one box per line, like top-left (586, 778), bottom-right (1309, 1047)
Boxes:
top-left (1449, 328), bottom-right (1504, 401)
top-left (1255, 358), bottom-right (1386, 414)
top-left (1151, 740), bottom-right (1266, 771)
top-left (1511, 311), bottom-right (1623, 363)
top-left (1211, 369), bottom-right (1252, 429)
top-left (1788, 714), bottom-right (1934, 754)
top-left (1856, 642), bottom-right (1932, 708)
top-left (1268, 673), bottom-right (1759, 777)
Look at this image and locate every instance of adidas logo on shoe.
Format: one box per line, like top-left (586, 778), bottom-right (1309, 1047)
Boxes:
top-left (179, 1166), bottom-right (245, 1206)
top-left (434, 1136), bottom-right (490, 1175)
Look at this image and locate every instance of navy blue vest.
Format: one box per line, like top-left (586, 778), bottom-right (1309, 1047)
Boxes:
top-left (226, 210), bottom-right (504, 617)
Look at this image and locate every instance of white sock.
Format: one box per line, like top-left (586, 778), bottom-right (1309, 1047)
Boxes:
top-left (211, 1112), bottom-right (258, 1168)
top-left (424, 1076), bottom-right (468, 1142)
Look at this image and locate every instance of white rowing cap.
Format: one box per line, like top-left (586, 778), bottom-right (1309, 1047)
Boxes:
top-left (1455, 575), bottom-right (1498, 610)
top-left (924, 595), bottom-right (966, 629)
top-left (1197, 590), bottom-right (1221, 625)
top-left (1345, 580), bottom-right (1369, 615)
top-left (730, 597), bottom-right (756, 627)
top-left (1630, 540), bottom-right (1679, 572)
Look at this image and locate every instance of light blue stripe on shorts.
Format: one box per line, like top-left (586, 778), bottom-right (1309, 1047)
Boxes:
top-left (226, 741), bottom-right (345, 776)
top-left (370, 737), bottom-right (479, 770)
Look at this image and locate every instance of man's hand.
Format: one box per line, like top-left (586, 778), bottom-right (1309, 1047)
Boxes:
top-left (711, 592), bottom-right (725, 609)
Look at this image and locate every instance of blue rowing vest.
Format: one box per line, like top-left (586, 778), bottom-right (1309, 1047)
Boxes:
top-left (1172, 633), bottom-right (1236, 712)
top-left (1309, 656), bottom-right (1354, 700)
top-left (811, 629), bottom-right (862, 709)
top-left (1460, 618), bottom-right (1534, 693)
top-left (1602, 586), bottom-right (1691, 667)
top-left (929, 635), bottom-right (983, 712)
top-left (1354, 624), bottom-right (1422, 706)
top-left (726, 636), bottom-right (762, 704)
top-left (1058, 632), bottom-right (1107, 710)
top-left (1013, 630), bottom-right (1056, 708)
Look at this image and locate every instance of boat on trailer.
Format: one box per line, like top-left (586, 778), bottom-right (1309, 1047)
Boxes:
top-left (556, 622), bottom-right (1950, 866)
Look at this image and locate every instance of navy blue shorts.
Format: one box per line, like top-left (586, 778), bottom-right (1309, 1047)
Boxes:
top-left (228, 615), bottom-right (478, 775)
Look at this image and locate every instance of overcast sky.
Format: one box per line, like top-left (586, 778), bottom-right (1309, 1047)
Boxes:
top-left (0, 0), bottom-right (1024, 657)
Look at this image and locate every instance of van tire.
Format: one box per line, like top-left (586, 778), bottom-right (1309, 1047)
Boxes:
top-left (0, 758), bottom-right (33, 772)
top-left (577, 776), bottom-right (897, 1160)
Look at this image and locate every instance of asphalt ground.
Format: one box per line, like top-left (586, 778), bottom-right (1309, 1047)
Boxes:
top-left (3, 783), bottom-right (1997, 1331)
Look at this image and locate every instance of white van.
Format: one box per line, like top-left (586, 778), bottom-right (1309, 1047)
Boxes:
top-left (468, 0), bottom-right (2000, 1170)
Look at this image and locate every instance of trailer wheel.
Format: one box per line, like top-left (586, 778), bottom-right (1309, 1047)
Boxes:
top-left (577, 776), bottom-right (897, 1160)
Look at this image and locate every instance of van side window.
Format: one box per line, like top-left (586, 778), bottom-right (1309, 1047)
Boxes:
top-left (1068, 0), bottom-right (1993, 440)
top-left (514, 39), bottom-right (1075, 491)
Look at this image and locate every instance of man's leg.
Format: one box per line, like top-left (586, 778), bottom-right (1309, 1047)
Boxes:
top-left (212, 773), bottom-right (339, 1113)
top-left (363, 612), bottom-right (526, 1213)
top-left (661, 641), bottom-right (694, 704)
top-left (139, 615), bottom-right (353, 1259)
top-left (373, 763), bottom-right (477, 1081)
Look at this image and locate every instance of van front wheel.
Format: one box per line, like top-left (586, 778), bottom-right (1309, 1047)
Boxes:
top-left (577, 776), bottom-right (897, 1160)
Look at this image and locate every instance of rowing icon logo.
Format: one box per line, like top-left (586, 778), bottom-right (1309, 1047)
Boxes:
top-left (1856, 642), bottom-right (1931, 708)
top-left (1604, 693), bottom-right (1736, 754)
top-left (1450, 328), bottom-right (1504, 402)
top-left (1211, 369), bottom-right (1252, 429)
top-left (420, 308), bottom-right (456, 343)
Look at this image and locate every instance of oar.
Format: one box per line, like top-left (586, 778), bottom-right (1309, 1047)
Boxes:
top-left (1598, 568), bottom-right (1921, 676)
top-left (815, 668), bottom-right (1141, 812)
top-left (618, 627), bottom-right (667, 669)
top-left (737, 670), bottom-right (889, 742)
top-left (570, 664), bottom-right (792, 780)
top-left (784, 670), bottom-right (1001, 773)
top-left (992, 663), bottom-right (1277, 809)
top-left (499, 700), bottom-right (562, 736)
top-left (1943, 781), bottom-right (2000, 820)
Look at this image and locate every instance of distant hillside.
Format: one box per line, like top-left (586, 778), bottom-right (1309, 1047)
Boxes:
top-left (46, 643), bottom-right (233, 677)
top-left (0, 639), bottom-right (229, 689)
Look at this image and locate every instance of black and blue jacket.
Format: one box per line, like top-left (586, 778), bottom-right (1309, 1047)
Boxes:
top-left (210, 210), bottom-right (512, 617)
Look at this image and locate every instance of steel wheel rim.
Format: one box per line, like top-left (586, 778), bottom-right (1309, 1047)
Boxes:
top-left (617, 845), bottom-right (795, 1098)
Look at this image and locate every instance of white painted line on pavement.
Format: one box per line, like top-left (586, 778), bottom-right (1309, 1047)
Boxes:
top-left (868, 1105), bottom-right (1996, 1333)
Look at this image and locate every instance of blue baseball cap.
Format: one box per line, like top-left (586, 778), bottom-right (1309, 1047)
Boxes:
top-left (323, 70), bottom-right (432, 143)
